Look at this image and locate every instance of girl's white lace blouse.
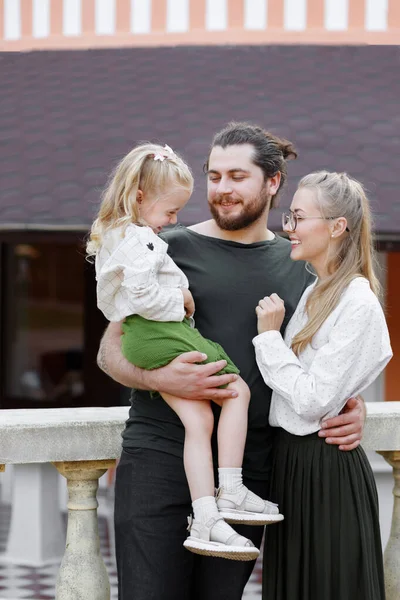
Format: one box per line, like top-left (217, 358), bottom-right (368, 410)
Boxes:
top-left (95, 224), bottom-right (188, 322)
top-left (253, 277), bottom-right (392, 435)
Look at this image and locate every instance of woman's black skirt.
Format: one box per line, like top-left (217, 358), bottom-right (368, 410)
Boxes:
top-left (262, 429), bottom-right (385, 600)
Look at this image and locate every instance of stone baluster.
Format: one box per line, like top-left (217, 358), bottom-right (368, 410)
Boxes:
top-left (53, 459), bottom-right (116, 600)
top-left (378, 451), bottom-right (400, 600)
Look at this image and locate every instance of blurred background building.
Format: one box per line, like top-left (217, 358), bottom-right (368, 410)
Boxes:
top-left (0, 0), bottom-right (399, 411)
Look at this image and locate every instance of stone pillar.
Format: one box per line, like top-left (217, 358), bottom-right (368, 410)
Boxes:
top-left (378, 451), bottom-right (400, 600)
top-left (53, 459), bottom-right (116, 600)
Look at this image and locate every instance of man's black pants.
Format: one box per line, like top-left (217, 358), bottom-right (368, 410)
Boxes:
top-left (114, 447), bottom-right (268, 600)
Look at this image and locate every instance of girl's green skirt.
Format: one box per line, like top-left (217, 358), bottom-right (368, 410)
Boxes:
top-left (121, 314), bottom-right (239, 377)
top-left (263, 428), bottom-right (385, 600)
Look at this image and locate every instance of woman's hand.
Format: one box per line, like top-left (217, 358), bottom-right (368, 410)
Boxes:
top-left (256, 293), bottom-right (285, 334)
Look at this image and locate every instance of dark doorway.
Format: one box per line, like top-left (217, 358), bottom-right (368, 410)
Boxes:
top-left (0, 232), bottom-right (122, 409)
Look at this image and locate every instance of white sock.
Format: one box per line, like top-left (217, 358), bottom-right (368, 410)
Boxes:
top-left (192, 496), bottom-right (219, 524)
top-left (218, 468), bottom-right (277, 514)
top-left (218, 467), bottom-right (244, 493)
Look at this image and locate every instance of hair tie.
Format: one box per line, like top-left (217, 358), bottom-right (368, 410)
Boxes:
top-left (153, 144), bottom-right (175, 162)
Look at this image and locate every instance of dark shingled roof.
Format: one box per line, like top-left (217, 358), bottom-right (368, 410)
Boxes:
top-left (0, 45), bottom-right (399, 234)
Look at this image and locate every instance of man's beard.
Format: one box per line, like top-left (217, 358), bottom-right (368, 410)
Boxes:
top-left (209, 188), bottom-right (271, 231)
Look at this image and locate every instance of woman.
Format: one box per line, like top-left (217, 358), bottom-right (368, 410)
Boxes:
top-left (253, 171), bottom-right (392, 600)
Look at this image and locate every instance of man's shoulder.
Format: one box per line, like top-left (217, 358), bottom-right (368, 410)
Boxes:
top-left (160, 225), bottom-right (190, 247)
top-left (272, 233), bottom-right (291, 252)
top-left (162, 224), bottom-right (190, 239)
top-left (269, 234), bottom-right (299, 265)
top-left (161, 225), bottom-right (201, 261)
top-left (162, 223), bottom-right (214, 252)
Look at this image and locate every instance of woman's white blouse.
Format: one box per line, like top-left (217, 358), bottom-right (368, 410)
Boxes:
top-left (95, 224), bottom-right (188, 322)
top-left (253, 277), bottom-right (392, 435)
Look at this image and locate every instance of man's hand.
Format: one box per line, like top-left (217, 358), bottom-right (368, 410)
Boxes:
top-left (150, 352), bottom-right (239, 401)
top-left (318, 396), bottom-right (366, 451)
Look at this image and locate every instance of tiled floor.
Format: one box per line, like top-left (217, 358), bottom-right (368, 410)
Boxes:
top-left (0, 498), bottom-right (262, 600)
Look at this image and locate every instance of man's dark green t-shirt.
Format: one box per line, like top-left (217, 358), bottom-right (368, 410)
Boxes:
top-left (122, 226), bottom-right (314, 481)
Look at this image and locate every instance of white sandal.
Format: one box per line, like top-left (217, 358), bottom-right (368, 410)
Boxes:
top-left (216, 486), bottom-right (284, 525)
top-left (183, 515), bottom-right (259, 561)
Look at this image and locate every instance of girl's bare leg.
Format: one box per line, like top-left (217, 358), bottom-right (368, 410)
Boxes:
top-left (162, 376), bottom-right (251, 498)
top-left (161, 392), bottom-right (258, 554)
top-left (216, 376), bottom-right (251, 467)
top-left (161, 393), bottom-right (215, 500)
top-left (214, 378), bottom-right (282, 524)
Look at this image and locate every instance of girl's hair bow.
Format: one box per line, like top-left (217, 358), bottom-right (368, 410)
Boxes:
top-left (153, 144), bottom-right (175, 162)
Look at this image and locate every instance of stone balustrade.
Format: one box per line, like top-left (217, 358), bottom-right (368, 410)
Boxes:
top-left (362, 402), bottom-right (400, 600)
top-left (0, 402), bottom-right (399, 599)
top-left (0, 407), bottom-right (127, 600)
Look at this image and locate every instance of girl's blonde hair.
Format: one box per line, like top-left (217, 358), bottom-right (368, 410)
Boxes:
top-left (291, 170), bottom-right (380, 356)
top-left (86, 143), bottom-right (193, 257)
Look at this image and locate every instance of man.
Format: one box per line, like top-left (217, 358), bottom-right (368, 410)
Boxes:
top-left (98, 123), bottom-right (365, 600)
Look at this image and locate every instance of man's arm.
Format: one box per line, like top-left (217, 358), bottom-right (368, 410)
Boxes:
top-left (97, 322), bottom-right (239, 400)
top-left (318, 396), bottom-right (366, 451)
top-left (97, 322), bottom-right (154, 389)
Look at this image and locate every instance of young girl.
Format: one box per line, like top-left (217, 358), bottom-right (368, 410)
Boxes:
top-left (253, 171), bottom-right (392, 599)
top-left (87, 143), bottom-right (282, 561)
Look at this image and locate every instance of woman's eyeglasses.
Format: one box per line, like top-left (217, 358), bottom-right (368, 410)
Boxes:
top-left (282, 212), bottom-right (350, 233)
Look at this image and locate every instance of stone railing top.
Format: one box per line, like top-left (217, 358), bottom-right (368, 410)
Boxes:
top-left (363, 401), bottom-right (400, 452)
top-left (0, 402), bottom-right (399, 464)
top-left (0, 407), bottom-right (129, 464)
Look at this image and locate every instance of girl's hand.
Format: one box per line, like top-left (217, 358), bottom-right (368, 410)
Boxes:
top-left (181, 288), bottom-right (195, 317)
top-left (256, 294), bottom-right (285, 334)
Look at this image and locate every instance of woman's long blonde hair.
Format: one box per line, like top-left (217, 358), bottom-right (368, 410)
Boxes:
top-left (86, 143), bottom-right (193, 258)
top-left (291, 171), bottom-right (380, 356)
